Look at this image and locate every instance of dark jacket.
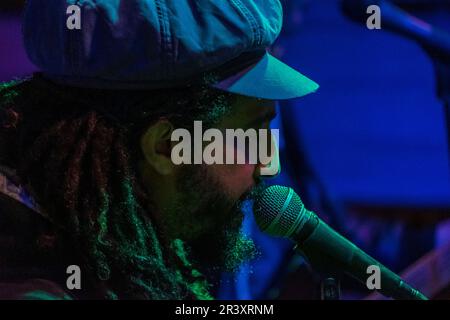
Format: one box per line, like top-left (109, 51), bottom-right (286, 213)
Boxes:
top-left (0, 170), bottom-right (80, 299)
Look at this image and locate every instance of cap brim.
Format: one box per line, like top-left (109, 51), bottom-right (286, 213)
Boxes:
top-left (213, 53), bottom-right (319, 100)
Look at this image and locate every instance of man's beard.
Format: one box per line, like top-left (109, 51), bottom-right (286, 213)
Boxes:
top-left (172, 165), bottom-right (265, 274)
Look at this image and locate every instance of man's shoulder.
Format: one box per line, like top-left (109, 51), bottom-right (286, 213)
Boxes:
top-left (0, 192), bottom-right (76, 299)
top-left (0, 279), bottom-right (73, 300)
top-left (0, 191), bottom-right (55, 261)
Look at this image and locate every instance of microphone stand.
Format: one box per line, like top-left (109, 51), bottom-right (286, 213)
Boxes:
top-left (321, 276), bottom-right (341, 300)
top-left (300, 247), bottom-right (343, 300)
top-left (428, 54), bottom-right (450, 174)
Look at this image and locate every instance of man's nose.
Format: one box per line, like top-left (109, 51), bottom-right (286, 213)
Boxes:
top-left (255, 133), bottom-right (280, 179)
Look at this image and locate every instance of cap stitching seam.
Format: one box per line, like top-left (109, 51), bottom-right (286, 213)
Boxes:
top-left (230, 0), bottom-right (261, 47)
top-left (160, 0), bottom-right (175, 78)
top-left (154, 0), bottom-right (174, 80)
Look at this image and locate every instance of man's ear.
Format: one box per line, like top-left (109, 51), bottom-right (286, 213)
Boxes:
top-left (140, 119), bottom-right (175, 175)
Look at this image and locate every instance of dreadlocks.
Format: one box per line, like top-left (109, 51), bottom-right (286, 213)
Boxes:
top-left (0, 74), bottom-right (233, 299)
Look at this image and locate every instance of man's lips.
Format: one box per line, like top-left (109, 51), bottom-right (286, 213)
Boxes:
top-left (242, 180), bottom-right (265, 201)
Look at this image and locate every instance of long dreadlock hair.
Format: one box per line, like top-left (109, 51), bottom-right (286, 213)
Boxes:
top-left (0, 74), bottom-right (233, 299)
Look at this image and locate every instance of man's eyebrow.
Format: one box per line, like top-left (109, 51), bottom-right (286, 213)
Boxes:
top-left (247, 110), bottom-right (277, 127)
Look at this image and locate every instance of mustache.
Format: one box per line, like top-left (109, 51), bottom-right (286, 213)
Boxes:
top-left (239, 179), bottom-right (267, 204)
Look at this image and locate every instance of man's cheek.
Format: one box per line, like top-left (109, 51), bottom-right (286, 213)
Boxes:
top-left (209, 163), bottom-right (255, 199)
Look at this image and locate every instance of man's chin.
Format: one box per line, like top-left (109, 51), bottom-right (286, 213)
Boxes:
top-left (190, 183), bottom-right (266, 273)
top-left (176, 166), bottom-right (265, 275)
top-left (187, 210), bottom-right (257, 274)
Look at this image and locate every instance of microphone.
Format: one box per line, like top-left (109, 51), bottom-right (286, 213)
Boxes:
top-left (341, 0), bottom-right (450, 57)
top-left (253, 185), bottom-right (428, 300)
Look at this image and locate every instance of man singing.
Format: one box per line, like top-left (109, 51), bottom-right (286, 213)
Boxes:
top-left (0, 0), bottom-right (318, 299)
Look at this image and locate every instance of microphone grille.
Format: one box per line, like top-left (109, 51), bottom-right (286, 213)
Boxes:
top-left (253, 185), bottom-right (305, 238)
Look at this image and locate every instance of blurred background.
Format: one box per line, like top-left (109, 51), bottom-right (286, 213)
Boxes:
top-left (1, 0), bottom-right (450, 300)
